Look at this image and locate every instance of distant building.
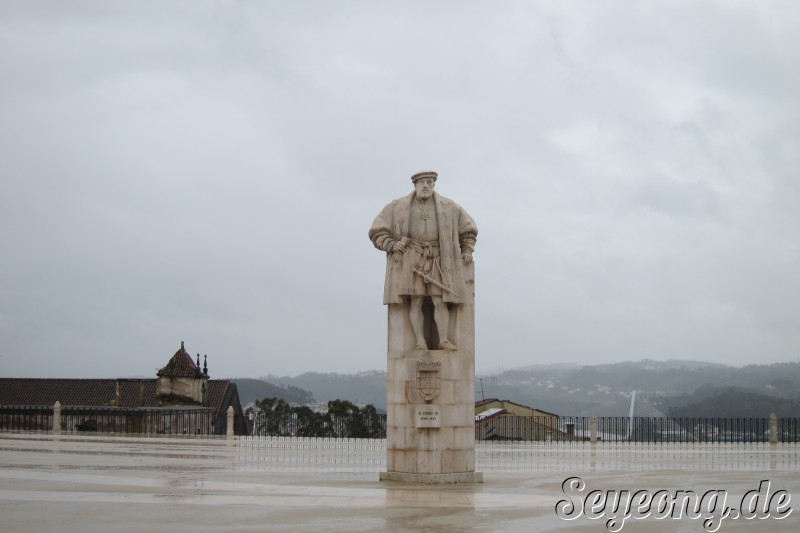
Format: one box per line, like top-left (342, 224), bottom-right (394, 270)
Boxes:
top-left (475, 398), bottom-right (574, 441)
top-left (0, 342), bottom-right (247, 435)
top-left (475, 398), bottom-right (559, 418)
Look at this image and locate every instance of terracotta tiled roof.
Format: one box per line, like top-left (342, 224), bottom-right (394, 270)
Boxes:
top-left (475, 398), bottom-right (559, 418)
top-left (157, 342), bottom-right (201, 378)
top-left (204, 380), bottom-right (247, 435)
top-left (0, 378), bottom-right (232, 411)
top-left (0, 378), bottom-right (148, 407)
top-left (205, 381), bottom-right (228, 411)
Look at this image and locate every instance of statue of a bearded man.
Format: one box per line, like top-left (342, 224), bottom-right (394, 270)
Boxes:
top-left (369, 171), bottom-right (478, 350)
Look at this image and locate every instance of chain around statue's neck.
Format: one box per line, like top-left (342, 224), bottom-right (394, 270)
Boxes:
top-left (415, 196), bottom-right (433, 221)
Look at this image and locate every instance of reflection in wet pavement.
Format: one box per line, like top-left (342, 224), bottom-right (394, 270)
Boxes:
top-left (1, 434), bottom-right (798, 532)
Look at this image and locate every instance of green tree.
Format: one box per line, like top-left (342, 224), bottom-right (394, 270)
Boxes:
top-left (293, 405), bottom-right (331, 437)
top-left (249, 398), bottom-right (385, 438)
top-left (254, 397), bottom-right (293, 436)
top-left (326, 400), bottom-right (385, 438)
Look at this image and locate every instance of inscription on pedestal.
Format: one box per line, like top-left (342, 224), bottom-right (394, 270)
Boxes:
top-left (415, 404), bottom-right (440, 428)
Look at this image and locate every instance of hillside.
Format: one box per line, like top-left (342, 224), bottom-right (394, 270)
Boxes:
top-left (663, 386), bottom-right (800, 418)
top-left (477, 360), bottom-right (800, 417)
top-left (231, 378), bottom-right (315, 407)
top-left (231, 360), bottom-right (800, 417)
top-left (264, 371), bottom-right (387, 409)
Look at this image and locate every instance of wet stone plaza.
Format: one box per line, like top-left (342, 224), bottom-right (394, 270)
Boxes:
top-left (1, 433), bottom-right (799, 532)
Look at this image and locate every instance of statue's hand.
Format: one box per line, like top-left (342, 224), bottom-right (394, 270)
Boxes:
top-left (462, 252), bottom-right (473, 265)
top-left (392, 241), bottom-right (407, 254)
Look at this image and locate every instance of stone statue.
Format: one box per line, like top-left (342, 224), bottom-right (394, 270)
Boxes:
top-left (369, 171), bottom-right (478, 350)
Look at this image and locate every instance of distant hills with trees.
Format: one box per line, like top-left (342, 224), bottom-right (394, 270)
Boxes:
top-left (481, 360), bottom-right (800, 417)
top-left (233, 360), bottom-right (800, 418)
top-left (231, 378), bottom-right (315, 406)
top-left (235, 370), bottom-right (387, 408)
top-left (662, 386), bottom-right (800, 418)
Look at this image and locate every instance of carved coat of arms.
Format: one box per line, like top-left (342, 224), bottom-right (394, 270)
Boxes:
top-left (416, 359), bottom-right (441, 402)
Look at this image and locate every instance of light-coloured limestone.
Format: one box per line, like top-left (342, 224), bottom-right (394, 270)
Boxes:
top-left (440, 404), bottom-right (464, 427)
top-left (388, 358), bottom-right (413, 381)
top-left (438, 379), bottom-right (455, 404)
top-left (461, 403), bottom-right (476, 425)
top-left (387, 426), bottom-right (405, 450)
top-left (416, 449), bottom-right (441, 473)
top-left (447, 356), bottom-right (466, 379)
top-left (370, 171), bottom-right (481, 483)
top-left (391, 404), bottom-right (413, 429)
top-left (454, 379), bottom-right (476, 404)
top-left (393, 450), bottom-right (414, 473)
top-left (226, 406), bottom-right (234, 437)
top-left (441, 449), bottom-right (464, 473)
top-left (415, 405), bottom-right (441, 428)
top-left (436, 427), bottom-right (455, 450)
top-left (386, 382), bottom-right (404, 404)
top-left (453, 427), bottom-right (474, 450)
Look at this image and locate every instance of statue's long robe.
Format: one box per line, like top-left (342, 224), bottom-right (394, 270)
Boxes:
top-left (369, 191), bottom-right (477, 304)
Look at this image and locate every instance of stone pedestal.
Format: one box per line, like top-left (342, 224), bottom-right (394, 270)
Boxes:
top-left (380, 264), bottom-right (482, 484)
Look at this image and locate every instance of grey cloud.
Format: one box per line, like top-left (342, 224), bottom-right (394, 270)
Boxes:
top-left (1, 1), bottom-right (797, 379)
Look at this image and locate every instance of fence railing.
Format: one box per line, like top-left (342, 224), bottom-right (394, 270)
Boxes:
top-left (0, 404), bottom-right (217, 435)
top-left (249, 411), bottom-right (387, 438)
top-left (475, 414), bottom-right (800, 444)
top-left (4, 405), bottom-right (799, 444)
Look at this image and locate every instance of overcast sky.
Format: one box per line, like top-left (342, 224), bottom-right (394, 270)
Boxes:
top-left (1, 1), bottom-right (797, 380)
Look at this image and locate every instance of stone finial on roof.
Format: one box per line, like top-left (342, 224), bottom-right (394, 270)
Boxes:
top-left (157, 341), bottom-right (200, 378)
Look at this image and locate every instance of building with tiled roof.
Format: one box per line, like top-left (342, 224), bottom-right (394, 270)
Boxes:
top-left (0, 342), bottom-right (247, 435)
top-left (156, 341), bottom-right (209, 406)
top-left (474, 399), bottom-right (573, 441)
top-left (474, 398), bottom-right (559, 418)
top-left (158, 341), bottom-right (206, 378)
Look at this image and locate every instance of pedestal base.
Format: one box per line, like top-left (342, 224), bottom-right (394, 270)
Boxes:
top-left (383, 263), bottom-right (479, 484)
top-left (379, 471), bottom-right (483, 484)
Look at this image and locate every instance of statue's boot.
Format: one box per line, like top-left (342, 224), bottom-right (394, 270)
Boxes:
top-left (439, 340), bottom-right (457, 351)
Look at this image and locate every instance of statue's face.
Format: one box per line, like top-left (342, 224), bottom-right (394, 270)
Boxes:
top-left (414, 177), bottom-right (435, 199)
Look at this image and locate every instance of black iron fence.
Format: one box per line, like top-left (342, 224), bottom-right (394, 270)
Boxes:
top-left (779, 417), bottom-right (800, 443)
top-left (0, 405), bottom-right (216, 435)
top-left (475, 415), bottom-right (800, 443)
top-left (250, 411), bottom-right (387, 438)
top-left (4, 406), bottom-right (800, 444)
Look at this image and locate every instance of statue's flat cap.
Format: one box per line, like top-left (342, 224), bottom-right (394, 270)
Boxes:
top-left (411, 171), bottom-right (438, 182)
